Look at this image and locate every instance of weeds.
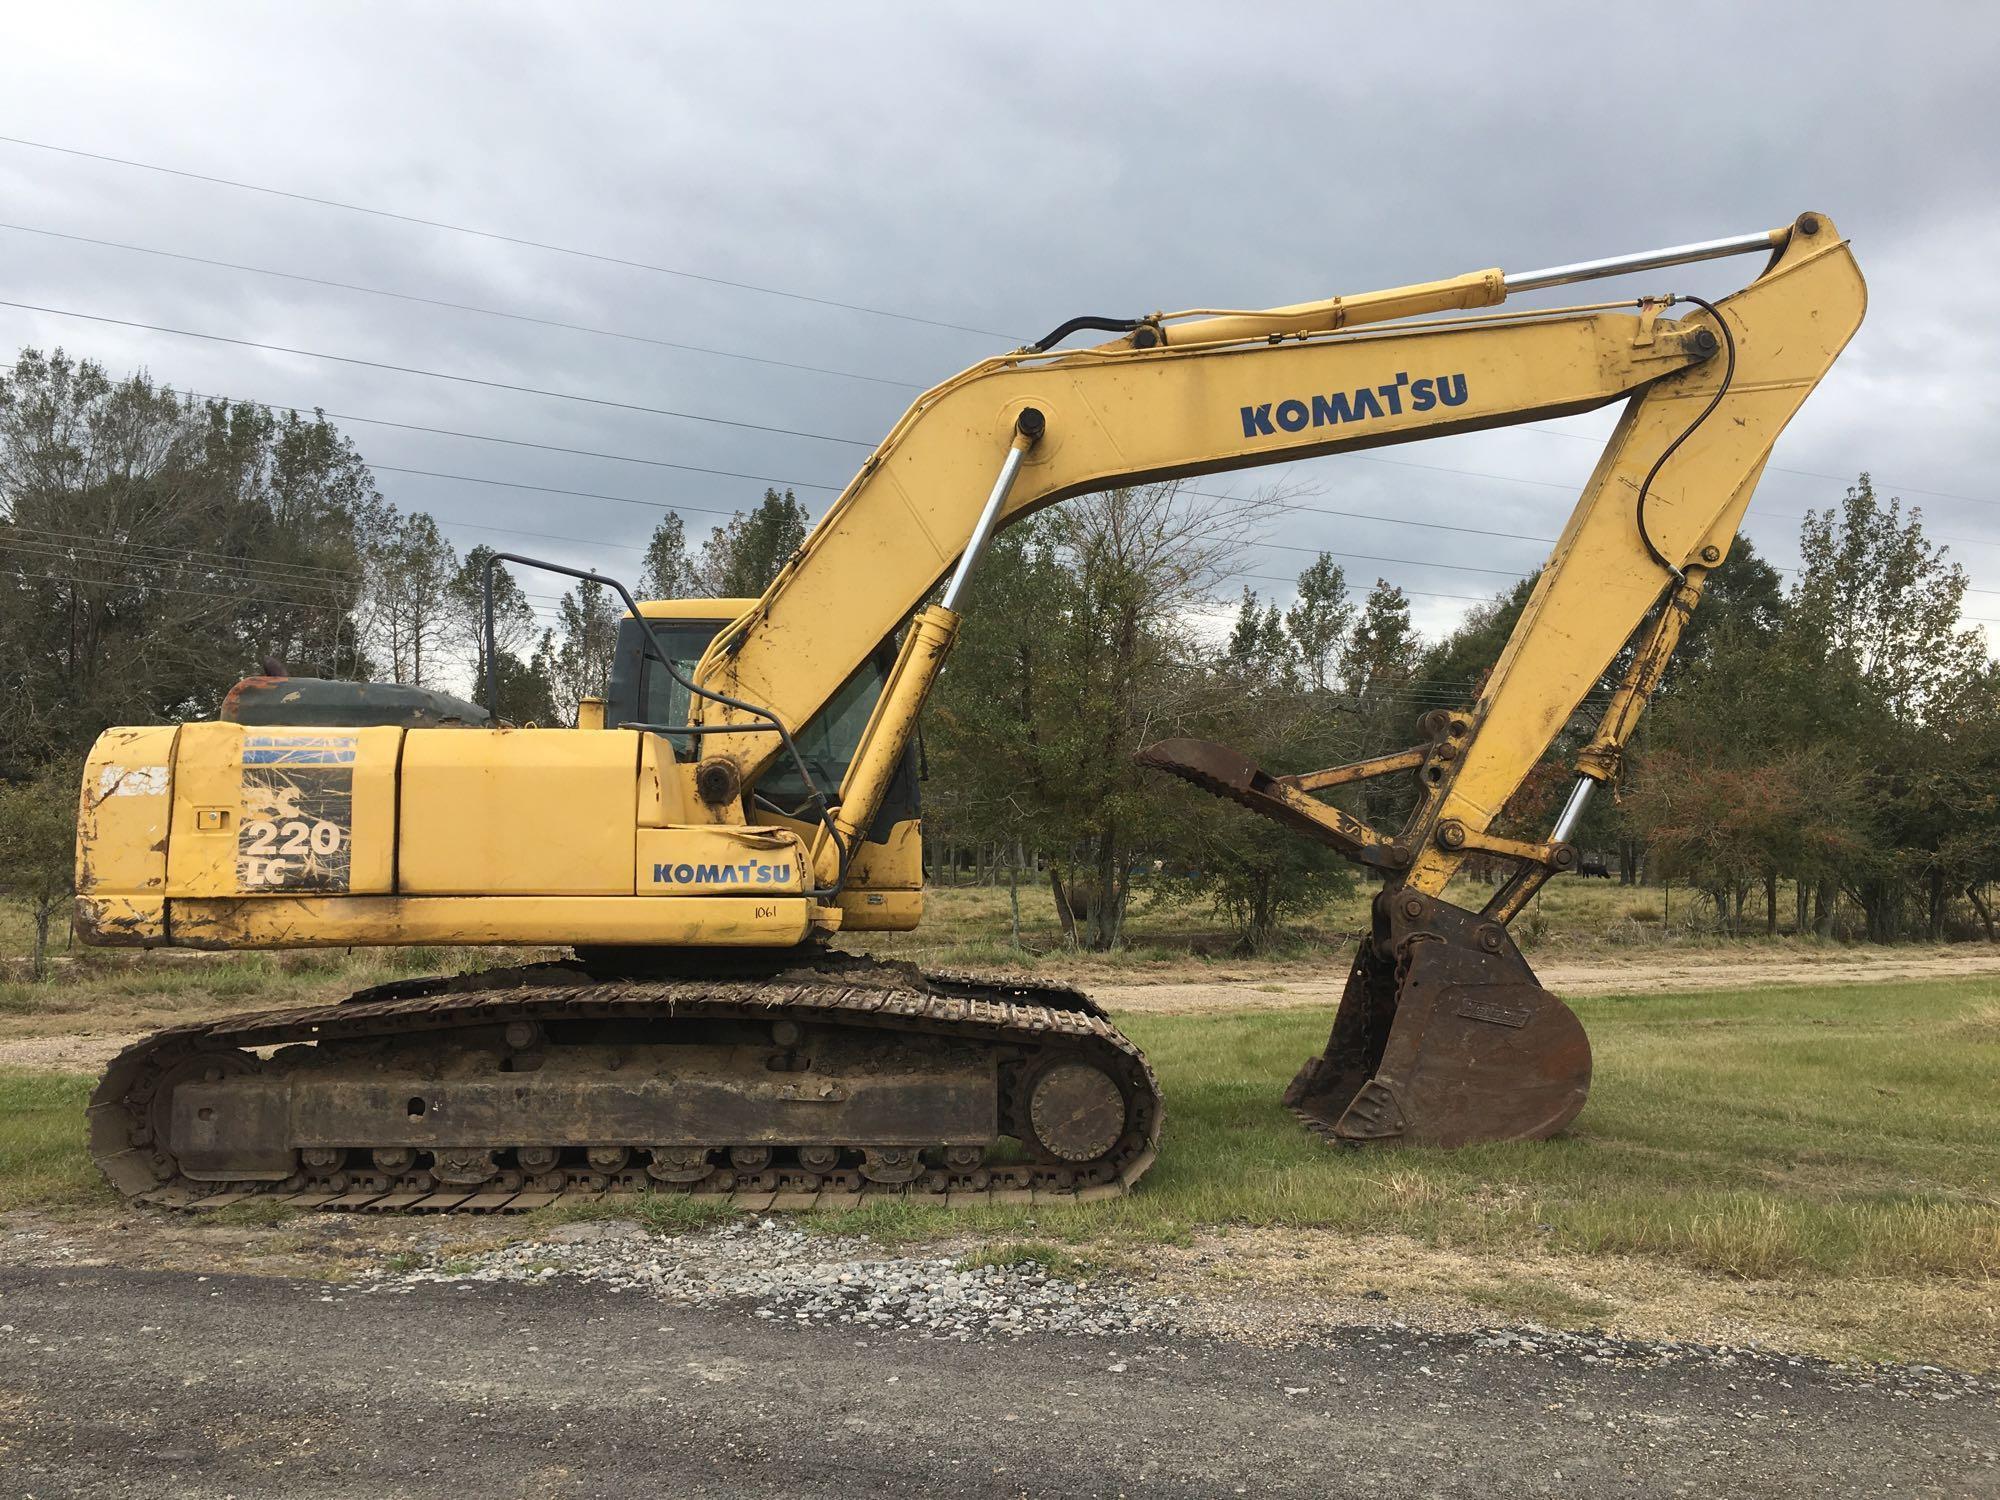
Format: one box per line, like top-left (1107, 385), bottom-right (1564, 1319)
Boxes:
top-left (202, 1197), bottom-right (300, 1228)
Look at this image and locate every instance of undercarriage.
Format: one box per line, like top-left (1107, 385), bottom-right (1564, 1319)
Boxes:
top-left (90, 955), bottom-right (1161, 1212)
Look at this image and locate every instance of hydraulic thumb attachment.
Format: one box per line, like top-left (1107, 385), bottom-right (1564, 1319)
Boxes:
top-left (1136, 735), bottom-right (1591, 1147)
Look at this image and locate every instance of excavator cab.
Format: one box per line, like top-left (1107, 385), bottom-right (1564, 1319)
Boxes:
top-left (603, 600), bottom-right (925, 932)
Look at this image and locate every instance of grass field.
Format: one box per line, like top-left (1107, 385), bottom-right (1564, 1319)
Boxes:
top-left (6, 970), bottom-right (1997, 1362)
top-left (2, 891), bottom-right (1994, 1362)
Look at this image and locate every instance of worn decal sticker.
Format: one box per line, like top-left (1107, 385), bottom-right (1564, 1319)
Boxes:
top-left (95, 765), bottom-right (169, 798)
top-left (241, 734), bottom-right (358, 766)
top-left (238, 736), bottom-right (357, 891)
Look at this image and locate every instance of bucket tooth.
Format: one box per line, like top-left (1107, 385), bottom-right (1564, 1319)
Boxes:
top-left (1291, 890), bottom-right (1591, 1148)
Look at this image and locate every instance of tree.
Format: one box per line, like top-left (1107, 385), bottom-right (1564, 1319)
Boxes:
top-left (929, 482), bottom-right (1273, 949)
top-left (1789, 476), bottom-right (1985, 723)
top-left (921, 525), bottom-right (1069, 938)
top-left (1286, 553), bottom-right (1352, 693)
top-left (1784, 479), bottom-right (1989, 938)
top-left (639, 513), bottom-right (697, 600)
top-left (697, 488), bottom-right (810, 597)
top-left (447, 546), bottom-right (553, 722)
top-left (1225, 587), bottom-right (1294, 688)
top-left (541, 577), bottom-right (620, 724)
top-left (0, 758), bottom-right (82, 977)
top-left (0, 348), bottom-right (382, 768)
top-left (1343, 579), bottom-right (1419, 705)
top-left (359, 512), bottom-right (457, 688)
top-left (1173, 589), bottom-right (1353, 950)
top-left (1624, 746), bottom-right (1865, 935)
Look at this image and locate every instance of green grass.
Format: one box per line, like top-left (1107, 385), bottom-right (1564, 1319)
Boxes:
top-left (1052, 977), bottom-right (2000, 1280)
top-left (797, 976), bottom-right (2000, 1283)
top-left (852, 873), bottom-right (1910, 974)
top-left (0, 1072), bottom-right (115, 1211)
top-left (6, 975), bottom-right (1997, 1288)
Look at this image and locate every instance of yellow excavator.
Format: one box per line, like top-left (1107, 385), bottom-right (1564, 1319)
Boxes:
top-left (77, 213), bottom-right (1864, 1209)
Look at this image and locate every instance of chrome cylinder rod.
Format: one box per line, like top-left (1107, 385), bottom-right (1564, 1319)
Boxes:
top-left (940, 407), bottom-right (1044, 611)
top-left (1550, 775), bottom-right (1598, 844)
top-left (1504, 229), bottom-right (1780, 294)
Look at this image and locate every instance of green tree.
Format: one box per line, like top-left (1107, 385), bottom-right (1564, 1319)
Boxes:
top-left (1343, 579), bottom-right (1419, 706)
top-left (929, 483), bottom-right (1268, 950)
top-left (448, 546), bottom-right (553, 723)
top-left (698, 488), bottom-right (810, 597)
top-left (1172, 589), bottom-right (1352, 950)
top-left (0, 757), bottom-right (82, 977)
top-left (1225, 587), bottom-right (1294, 687)
top-left (639, 513), bottom-right (697, 600)
top-left (541, 577), bottom-right (620, 724)
top-left (1285, 553), bottom-right (1352, 693)
top-left (359, 511), bottom-right (457, 687)
top-left (0, 348), bottom-right (383, 766)
top-left (1790, 476), bottom-right (1985, 723)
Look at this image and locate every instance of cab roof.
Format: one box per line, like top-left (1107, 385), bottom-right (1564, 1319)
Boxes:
top-left (628, 598), bottom-right (756, 621)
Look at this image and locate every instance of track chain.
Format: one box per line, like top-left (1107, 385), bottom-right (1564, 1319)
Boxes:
top-left (90, 959), bottom-right (1160, 1214)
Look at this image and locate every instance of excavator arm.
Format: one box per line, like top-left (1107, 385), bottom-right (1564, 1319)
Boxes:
top-left (686, 212), bottom-right (1863, 1147)
top-left (688, 216), bottom-right (1862, 887)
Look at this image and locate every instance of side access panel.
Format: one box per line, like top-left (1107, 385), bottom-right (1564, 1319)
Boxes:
top-left (400, 728), bottom-right (640, 895)
top-left (74, 725), bottom-right (180, 945)
top-left (167, 723), bottom-right (400, 897)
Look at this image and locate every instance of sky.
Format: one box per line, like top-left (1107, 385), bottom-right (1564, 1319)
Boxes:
top-left (1, 2), bottom-right (1996, 655)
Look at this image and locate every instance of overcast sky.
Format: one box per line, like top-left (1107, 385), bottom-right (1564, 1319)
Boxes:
top-left (2, 2), bottom-right (1995, 652)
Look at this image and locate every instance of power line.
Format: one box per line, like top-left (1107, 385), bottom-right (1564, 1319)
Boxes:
top-left (0, 223), bottom-right (920, 390)
top-left (7, 344), bottom-right (1997, 591)
top-left (1520, 423), bottom-right (1999, 513)
top-left (0, 522), bottom-right (359, 585)
top-left (195, 388), bottom-right (841, 491)
top-left (0, 560), bottom-right (349, 614)
top-left (0, 134), bottom-right (1017, 341)
top-left (0, 358), bottom-right (1591, 556)
top-left (0, 533), bottom-right (357, 591)
top-left (371, 464), bottom-right (750, 520)
top-left (1238, 537), bottom-right (1524, 577)
top-left (0, 361), bottom-right (847, 491)
top-left (0, 299), bottom-right (878, 448)
top-left (4, 357), bottom-right (1998, 613)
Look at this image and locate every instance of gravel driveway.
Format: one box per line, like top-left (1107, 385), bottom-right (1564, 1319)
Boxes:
top-left (1, 1217), bottom-right (1994, 1498)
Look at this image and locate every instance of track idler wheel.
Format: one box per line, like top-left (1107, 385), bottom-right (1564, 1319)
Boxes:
top-left (434, 1148), bottom-right (499, 1186)
top-left (1025, 1061), bottom-right (1128, 1164)
top-left (1287, 889), bottom-right (1591, 1147)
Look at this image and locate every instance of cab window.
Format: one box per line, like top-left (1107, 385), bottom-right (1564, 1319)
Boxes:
top-left (604, 618), bottom-right (912, 828)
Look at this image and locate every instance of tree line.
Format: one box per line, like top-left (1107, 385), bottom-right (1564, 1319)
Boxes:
top-left (924, 485), bottom-right (1998, 951)
top-left (3, 346), bottom-right (1994, 960)
top-left (0, 348), bottom-right (811, 761)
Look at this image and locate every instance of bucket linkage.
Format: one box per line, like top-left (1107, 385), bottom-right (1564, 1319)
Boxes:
top-left (1137, 728), bottom-right (1591, 1148)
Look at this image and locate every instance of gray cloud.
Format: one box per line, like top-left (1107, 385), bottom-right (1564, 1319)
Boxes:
top-left (2, 1), bottom-right (1995, 642)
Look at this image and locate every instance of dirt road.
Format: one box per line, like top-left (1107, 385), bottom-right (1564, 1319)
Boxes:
top-left (1093, 947), bottom-right (2000, 1015)
top-left (2, 1257), bottom-right (1994, 1499)
top-left (4, 948), bottom-right (1996, 1075)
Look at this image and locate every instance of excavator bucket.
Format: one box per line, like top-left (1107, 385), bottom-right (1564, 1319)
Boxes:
top-left (1288, 888), bottom-right (1590, 1146)
top-left (1138, 737), bottom-right (1591, 1146)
